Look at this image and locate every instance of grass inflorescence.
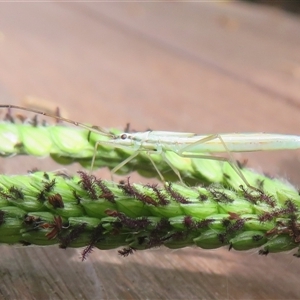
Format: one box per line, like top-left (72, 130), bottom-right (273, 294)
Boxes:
top-left (0, 114), bottom-right (300, 258)
top-left (0, 116), bottom-right (226, 185)
top-left (0, 170), bottom-right (299, 258)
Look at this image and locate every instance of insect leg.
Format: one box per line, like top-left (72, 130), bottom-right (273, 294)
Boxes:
top-left (146, 152), bottom-right (167, 183)
top-left (110, 150), bottom-right (170, 183)
top-left (160, 151), bottom-right (184, 184)
top-left (177, 134), bottom-right (252, 188)
top-left (90, 139), bottom-right (107, 174)
top-left (143, 151), bottom-right (185, 184)
top-left (110, 151), bottom-right (140, 180)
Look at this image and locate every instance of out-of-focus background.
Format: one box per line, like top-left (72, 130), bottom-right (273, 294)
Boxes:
top-left (242, 0), bottom-right (300, 14)
top-left (0, 2), bottom-right (300, 299)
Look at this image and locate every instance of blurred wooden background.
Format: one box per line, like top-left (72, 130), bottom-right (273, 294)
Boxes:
top-left (0, 2), bottom-right (300, 299)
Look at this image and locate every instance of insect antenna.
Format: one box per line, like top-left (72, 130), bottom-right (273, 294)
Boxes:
top-left (0, 104), bottom-right (113, 138)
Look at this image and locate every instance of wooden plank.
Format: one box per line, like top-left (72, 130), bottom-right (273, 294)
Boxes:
top-left (0, 2), bottom-right (299, 299)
